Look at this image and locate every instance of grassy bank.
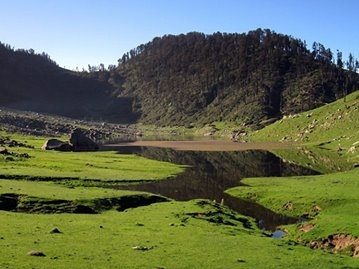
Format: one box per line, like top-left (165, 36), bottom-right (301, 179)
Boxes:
top-left (0, 179), bottom-right (139, 200)
top-left (0, 132), bottom-right (184, 181)
top-left (227, 168), bottom-right (359, 238)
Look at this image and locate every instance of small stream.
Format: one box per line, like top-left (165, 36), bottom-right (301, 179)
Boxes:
top-left (105, 144), bottom-right (319, 231)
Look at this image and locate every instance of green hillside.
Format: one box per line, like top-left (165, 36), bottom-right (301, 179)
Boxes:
top-left (250, 90), bottom-right (359, 160)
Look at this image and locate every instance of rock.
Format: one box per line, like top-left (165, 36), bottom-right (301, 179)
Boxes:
top-left (41, 139), bottom-right (72, 151)
top-left (354, 247), bottom-right (359, 257)
top-left (348, 146), bottom-right (358, 154)
top-left (283, 201), bottom-right (293, 211)
top-left (299, 223), bottom-right (315, 233)
top-left (27, 250), bottom-right (46, 257)
top-left (132, 245), bottom-right (154, 251)
top-left (204, 131), bottom-right (215, 136)
top-left (230, 130), bottom-right (247, 141)
top-left (0, 148), bottom-right (9, 155)
top-left (135, 131), bottom-right (143, 137)
top-left (259, 117), bottom-right (279, 126)
top-left (50, 227), bottom-right (62, 234)
top-left (69, 129), bottom-right (99, 151)
top-left (312, 204), bottom-right (322, 213)
top-left (19, 152), bottom-right (30, 158)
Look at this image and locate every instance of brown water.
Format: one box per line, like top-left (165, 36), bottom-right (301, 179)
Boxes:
top-left (104, 142), bottom-right (318, 231)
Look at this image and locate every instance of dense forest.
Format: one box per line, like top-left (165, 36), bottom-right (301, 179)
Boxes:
top-left (1, 29), bottom-right (358, 127)
top-left (0, 43), bottom-right (135, 123)
top-left (111, 29), bottom-right (359, 127)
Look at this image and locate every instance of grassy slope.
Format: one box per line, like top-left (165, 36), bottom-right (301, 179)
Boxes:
top-left (250, 90), bottom-right (359, 163)
top-left (227, 91), bottom-right (359, 249)
top-left (1, 201), bottom-right (358, 269)
top-left (136, 121), bottom-right (246, 140)
top-left (0, 133), bottom-right (183, 181)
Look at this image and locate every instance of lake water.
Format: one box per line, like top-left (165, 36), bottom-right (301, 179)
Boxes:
top-left (105, 142), bottom-right (319, 231)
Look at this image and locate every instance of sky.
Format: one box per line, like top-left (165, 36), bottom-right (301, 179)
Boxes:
top-left (0, 0), bottom-right (358, 70)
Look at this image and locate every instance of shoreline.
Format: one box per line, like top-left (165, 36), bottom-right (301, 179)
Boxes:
top-left (106, 140), bottom-right (296, 152)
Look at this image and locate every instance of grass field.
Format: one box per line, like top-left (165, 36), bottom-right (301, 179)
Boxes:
top-left (1, 91), bottom-right (359, 267)
top-left (1, 200), bottom-right (358, 269)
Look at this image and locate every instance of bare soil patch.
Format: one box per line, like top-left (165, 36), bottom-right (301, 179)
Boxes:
top-left (309, 234), bottom-right (359, 257)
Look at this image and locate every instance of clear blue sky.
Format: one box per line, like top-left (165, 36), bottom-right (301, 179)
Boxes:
top-left (1, 0), bottom-right (358, 69)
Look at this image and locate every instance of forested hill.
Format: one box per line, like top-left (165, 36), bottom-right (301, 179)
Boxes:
top-left (112, 29), bottom-right (359, 127)
top-left (0, 43), bottom-right (135, 123)
top-left (1, 29), bottom-right (358, 127)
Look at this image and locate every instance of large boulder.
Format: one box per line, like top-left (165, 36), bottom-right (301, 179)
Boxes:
top-left (41, 139), bottom-right (72, 151)
top-left (69, 129), bottom-right (99, 151)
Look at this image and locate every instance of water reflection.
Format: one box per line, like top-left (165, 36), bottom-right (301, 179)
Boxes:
top-left (106, 145), bottom-right (319, 230)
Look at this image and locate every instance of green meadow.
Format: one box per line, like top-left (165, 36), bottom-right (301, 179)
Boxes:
top-left (1, 200), bottom-right (358, 269)
top-left (1, 92), bottom-right (359, 268)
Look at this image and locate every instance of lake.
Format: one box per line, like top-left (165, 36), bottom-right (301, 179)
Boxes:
top-left (105, 140), bottom-right (319, 231)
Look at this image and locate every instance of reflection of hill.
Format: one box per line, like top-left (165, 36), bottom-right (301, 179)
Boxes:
top-left (272, 147), bottom-right (353, 173)
top-left (118, 147), bottom-right (317, 193)
top-left (116, 147), bottom-right (318, 229)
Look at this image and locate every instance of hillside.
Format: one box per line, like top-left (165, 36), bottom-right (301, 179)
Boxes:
top-left (1, 29), bottom-right (358, 127)
top-left (0, 43), bottom-right (135, 123)
top-left (227, 91), bottom-right (359, 258)
top-left (112, 29), bottom-right (359, 127)
top-left (250, 90), bottom-right (359, 156)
